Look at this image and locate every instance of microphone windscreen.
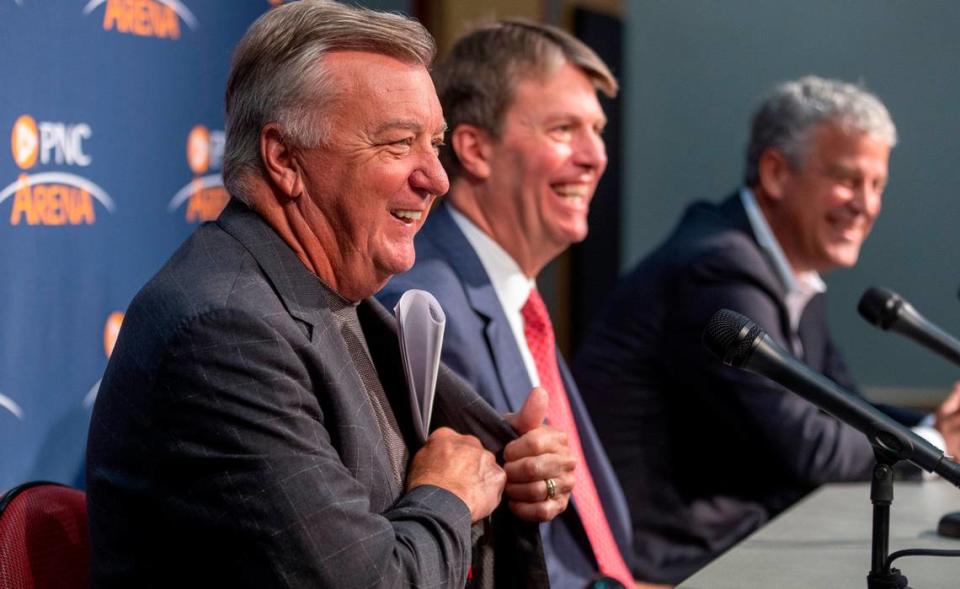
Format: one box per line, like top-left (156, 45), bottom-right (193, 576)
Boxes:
top-left (857, 287), bottom-right (901, 330)
top-left (703, 309), bottom-right (764, 367)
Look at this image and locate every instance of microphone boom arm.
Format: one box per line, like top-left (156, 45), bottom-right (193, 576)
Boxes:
top-left (748, 336), bottom-right (960, 481)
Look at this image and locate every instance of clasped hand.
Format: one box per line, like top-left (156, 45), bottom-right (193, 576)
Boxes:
top-left (406, 387), bottom-right (574, 523)
top-left (503, 387), bottom-right (576, 522)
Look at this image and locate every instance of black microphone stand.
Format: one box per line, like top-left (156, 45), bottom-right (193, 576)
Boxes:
top-left (867, 442), bottom-right (960, 589)
top-left (865, 448), bottom-right (960, 588)
top-left (868, 447), bottom-right (910, 589)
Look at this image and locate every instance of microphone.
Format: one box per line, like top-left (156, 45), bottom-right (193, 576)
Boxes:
top-left (702, 309), bottom-right (960, 487)
top-left (858, 287), bottom-right (960, 367)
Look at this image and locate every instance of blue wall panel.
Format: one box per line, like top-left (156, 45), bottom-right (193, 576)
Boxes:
top-left (0, 0), bottom-right (273, 491)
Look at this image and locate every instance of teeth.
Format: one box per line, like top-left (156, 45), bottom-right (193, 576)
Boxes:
top-left (554, 184), bottom-right (588, 198)
top-left (393, 210), bottom-right (422, 221)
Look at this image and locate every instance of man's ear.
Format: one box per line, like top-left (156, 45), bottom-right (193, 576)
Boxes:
top-left (260, 123), bottom-right (303, 199)
top-left (756, 148), bottom-right (792, 201)
top-left (450, 124), bottom-right (494, 180)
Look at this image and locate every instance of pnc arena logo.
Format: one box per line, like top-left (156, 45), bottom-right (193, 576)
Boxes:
top-left (168, 125), bottom-right (228, 223)
top-left (83, 0), bottom-right (198, 40)
top-left (1, 114), bottom-right (115, 226)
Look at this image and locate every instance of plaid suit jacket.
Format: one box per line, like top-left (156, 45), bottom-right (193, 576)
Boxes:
top-left (86, 199), bottom-right (547, 588)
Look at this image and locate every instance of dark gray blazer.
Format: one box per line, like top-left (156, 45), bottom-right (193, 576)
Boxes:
top-left (379, 204), bottom-right (634, 589)
top-left (86, 199), bottom-right (547, 588)
top-left (574, 193), bottom-right (922, 584)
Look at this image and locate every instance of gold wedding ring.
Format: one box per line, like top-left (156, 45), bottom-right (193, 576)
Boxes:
top-left (545, 477), bottom-right (558, 500)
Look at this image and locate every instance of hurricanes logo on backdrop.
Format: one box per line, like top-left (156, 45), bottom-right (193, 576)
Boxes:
top-left (83, 311), bottom-right (125, 409)
top-left (169, 124), bottom-right (227, 223)
top-left (103, 311), bottom-right (124, 358)
top-left (1, 114), bottom-right (115, 226)
top-left (82, 0), bottom-right (198, 40)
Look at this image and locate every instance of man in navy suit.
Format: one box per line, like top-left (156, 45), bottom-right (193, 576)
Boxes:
top-left (380, 20), bottom-right (662, 589)
top-left (573, 76), bottom-right (960, 584)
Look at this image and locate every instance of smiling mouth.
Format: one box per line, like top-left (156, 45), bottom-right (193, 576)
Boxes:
top-left (553, 183), bottom-right (590, 202)
top-left (827, 214), bottom-right (869, 241)
top-left (391, 209), bottom-right (423, 223)
top-left (835, 228), bottom-right (864, 242)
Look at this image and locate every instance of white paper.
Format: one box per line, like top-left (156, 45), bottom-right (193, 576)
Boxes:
top-left (394, 289), bottom-right (445, 442)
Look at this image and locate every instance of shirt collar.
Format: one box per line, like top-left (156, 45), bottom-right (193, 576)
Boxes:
top-left (739, 187), bottom-right (826, 298)
top-left (448, 206), bottom-right (535, 314)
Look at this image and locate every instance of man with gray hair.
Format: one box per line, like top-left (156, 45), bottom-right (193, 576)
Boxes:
top-left (574, 75), bottom-right (960, 584)
top-left (86, 2), bottom-right (570, 587)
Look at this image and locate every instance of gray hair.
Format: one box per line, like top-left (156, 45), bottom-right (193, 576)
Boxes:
top-left (743, 75), bottom-right (897, 187)
top-left (433, 18), bottom-right (618, 182)
top-left (222, 0), bottom-right (436, 203)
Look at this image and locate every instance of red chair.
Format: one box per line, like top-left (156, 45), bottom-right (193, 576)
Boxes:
top-left (0, 482), bottom-right (89, 589)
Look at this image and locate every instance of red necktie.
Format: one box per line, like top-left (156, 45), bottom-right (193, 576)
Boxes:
top-left (521, 289), bottom-right (634, 587)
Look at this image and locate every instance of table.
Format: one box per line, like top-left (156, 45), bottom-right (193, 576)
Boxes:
top-left (680, 480), bottom-right (960, 588)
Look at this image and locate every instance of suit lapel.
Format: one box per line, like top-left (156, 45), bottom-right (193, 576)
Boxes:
top-left (719, 193), bottom-right (793, 341)
top-left (557, 356), bottom-right (634, 552)
top-left (358, 295), bottom-right (548, 588)
top-left (215, 200), bottom-right (547, 586)
top-left (359, 297), bottom-right (518, 451)
top-left (216, 199), bottom-right (327, 336)
top-left (422, 205), bottom-right (533, 413)
top-left (217, 199), bottom-right (519, 475)
top-left (357, 299), bottom-right (424, 452)
top-left (216, 199), bottom-right (401, 500)
top-left (720, 193), bottom-right (786, 295)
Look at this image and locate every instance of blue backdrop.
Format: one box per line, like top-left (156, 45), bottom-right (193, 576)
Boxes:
top-left (0, 0), bottom-right (276, 491)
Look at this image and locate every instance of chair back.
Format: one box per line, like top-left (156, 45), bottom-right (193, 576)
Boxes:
top-left (0, 482), bottom-right (89, 589)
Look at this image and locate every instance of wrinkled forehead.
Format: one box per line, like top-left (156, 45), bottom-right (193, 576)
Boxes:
top-left (321, 52), bottom-right (444, 130)
top-left (790, 120), bottom-right (891, 166)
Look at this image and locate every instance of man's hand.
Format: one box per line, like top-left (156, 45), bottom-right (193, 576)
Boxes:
top-left (502, 387), bottom-right (576, 522)
top-left (407, 428), bottom-right (506, 522)
top-left (936, 381), bottom-right (960, 459)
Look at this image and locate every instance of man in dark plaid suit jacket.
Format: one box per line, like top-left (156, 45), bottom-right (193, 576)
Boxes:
top-left (86, 2), bottom-right (574, 587)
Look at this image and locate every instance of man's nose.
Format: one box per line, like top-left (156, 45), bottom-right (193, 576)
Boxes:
top-left (411, 152), bottom-right (450, 198)
top-left (851, 181), bottom-right (883, 216)
top-left (573, 129), bottom-right (607, 172)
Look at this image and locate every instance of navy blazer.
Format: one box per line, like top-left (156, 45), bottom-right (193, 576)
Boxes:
top-left (378, 203), bottom-right (634, 589)
top-left (573, 193), bottom-right (922, 584)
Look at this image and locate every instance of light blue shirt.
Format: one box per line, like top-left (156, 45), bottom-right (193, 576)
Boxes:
top-left (740, 187), bottom-right (826, 337)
